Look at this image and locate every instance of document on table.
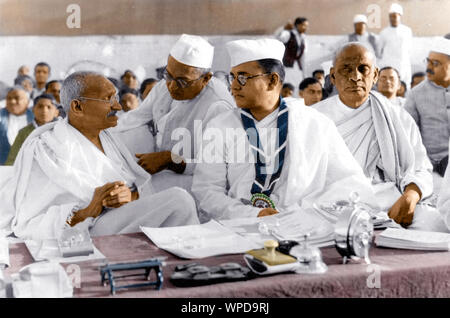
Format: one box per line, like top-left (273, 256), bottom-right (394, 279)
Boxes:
top-left (140, 220), bottom-right (261, 259)
top-left (220, 209), bottom-right (336, 248)
top-left (375, 228), bottom-right (450, 251)
top-left (25, 239), bottom-right (106, 263)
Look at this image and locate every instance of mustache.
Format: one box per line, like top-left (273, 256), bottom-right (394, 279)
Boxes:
top-left (426, 69), bottom-right (434, 75)
top-left (107, 110), bottom-right (117, 117)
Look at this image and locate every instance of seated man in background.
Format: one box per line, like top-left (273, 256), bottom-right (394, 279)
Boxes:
top-left (192, 38), bottom-right (376, 221)
top-left (281, 83), bottom-right (294, 98)
top-left (45, 80), bottom-right (65, 118)
top-left (0, 86), bottom-right (34, 165)
top-left (0, 71), bottom-right (199, 240)
top-left (119, 87), bottom-right (140, 112)
top-left (45, 80), bottom-right (62, 104)
top-left (314, 42), bottom-right (447, 232)
top-left (140, 78), bottom-right (158, 101)
top-left (17, 65), bottom-right (30, 77)
top-left (14, 75), bottom-right (35, 100)
top-left (111, 34), bottom-right (234, 193)
top-left (5, 93), bottom-right (59, 165)
top-left (33, 62), bottom-right (51, 96)
top-left (377, 66), bottom-right (405, 107)
top-left (120, 70), bottom-right (139, 90)
top-left (411, 71), bottom-right (426, 89)
top-left (397, 80), bottom-right (407, 98)
top-left (299, 77), bottom-right (323, 106)
top-left (312, 69), bottom-right (325, 87)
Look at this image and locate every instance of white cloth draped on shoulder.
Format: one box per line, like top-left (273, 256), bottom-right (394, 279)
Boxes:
top-left (192, 98), bottom-right (378, 221)
top-left (315, 92), bottom-right (433, 202)
top-left (0, 118), bottom-right (199, 240)
top-left (314, 92), bottom-right (448, 232)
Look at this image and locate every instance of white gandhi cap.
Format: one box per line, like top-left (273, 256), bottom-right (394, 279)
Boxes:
top-left (169, 34), bottom-right (214, 69)
top-left (430, 37), bottom-right (450, 56)
top-left (226, 38), bottom-right (285, 68)
top-left (353, 14), bottom-right (368, 24)
top-left (389, 3), bottom-right (403, 15)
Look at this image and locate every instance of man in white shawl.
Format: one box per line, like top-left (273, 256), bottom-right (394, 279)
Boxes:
top-left (0, 71), bottom-right (199, 241)
top-left (314, 42), bottom-right (447, 232)
top-left (111, 34), bottom-right (234, 193)
top-left (191, 38), bottom-right (377, 222)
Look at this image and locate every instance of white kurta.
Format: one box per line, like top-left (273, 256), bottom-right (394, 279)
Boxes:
top-left (0, 118), bottom-right (199, 240)
top-left (314, 93), bottom-right (448, 232)
top-left (378, 24), bottom-right (413, 86)
top-left (112, 78), bottom-right (235, 174)
top-left (192, 98), bottom-right (377, 221)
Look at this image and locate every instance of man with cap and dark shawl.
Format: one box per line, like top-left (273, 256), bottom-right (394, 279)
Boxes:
top-left (111, 34), bottom-right (234, 193)
top-left (191, 38), bottom-right (377, 223)
top-left (314, 42), bottom-right (447, 232)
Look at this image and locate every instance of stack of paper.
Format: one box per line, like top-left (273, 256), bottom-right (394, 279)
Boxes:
top-left (140, 220), bottom-right (260, 259)
top-left (313, 202), bottom-right (400, 230)
top-left (25, 239), bottom-right (106, 263)
top-left (375, 228), bottom-right (450, 251)
top-left (220, 209), bottom-right (336, 248)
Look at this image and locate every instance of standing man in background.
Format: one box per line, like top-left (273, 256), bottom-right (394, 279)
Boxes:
top-left (348, 14), bottom-right (379, 57)
top-left (276, 17), bottom-right (309, 94)
top-left (33, 62), bottom-right (51, 96)
top-left (378, 3), bottom-right (413, 87)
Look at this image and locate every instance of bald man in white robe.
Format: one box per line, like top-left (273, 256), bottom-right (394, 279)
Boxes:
top-left (314, 42), bottom-right (447, 232)
top-left (0, 72), bottom-right (199, 241)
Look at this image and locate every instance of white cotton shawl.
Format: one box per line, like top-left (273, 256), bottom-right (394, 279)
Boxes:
top-left (314, 92), bottom-right (433, 205)
top-left (0, 118), bottom-right (153, 238)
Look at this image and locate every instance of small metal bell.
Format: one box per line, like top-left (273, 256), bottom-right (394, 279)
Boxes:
top-left (290, 234), bottom-right (328, 274)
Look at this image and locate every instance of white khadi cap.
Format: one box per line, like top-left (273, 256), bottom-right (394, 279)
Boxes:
top-left (389, 3), bottom-right (403, 15)
top-left (226, 38), bottom-right (285, 68)
top-left (430, 37), bottom-right (450, 56)
top-left (353, 14), bottom-right (368, 24)
top-left (169, 34), bottom-right (214, 68)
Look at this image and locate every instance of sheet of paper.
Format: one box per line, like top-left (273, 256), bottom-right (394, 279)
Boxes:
top-left (25, 239), bottom-right (106, 263)
top-left (140, 220), bottom-right (261, 259)
top-left (219, 209), bottom-right (336, 247)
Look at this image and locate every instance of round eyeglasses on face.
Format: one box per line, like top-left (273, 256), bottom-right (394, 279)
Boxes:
top-left (226, 73), bottom-right (270, 86)
top-left (162, 68), bottom-right (204, 89)
top-left (77, 94), bottom-right (119, 106)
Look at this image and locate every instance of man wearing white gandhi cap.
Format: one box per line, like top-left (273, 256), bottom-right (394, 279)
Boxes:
top-left (378, 3), bottom-right (413, 86)
top-left (111, 34), bottom-right (234, 193)
top-left (191, 38), bottom-right (377, 222)
top-left (347, 14), bottom-right (379, 56)
top-left (405, 37), bottom-right (450, 183)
